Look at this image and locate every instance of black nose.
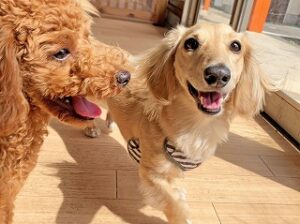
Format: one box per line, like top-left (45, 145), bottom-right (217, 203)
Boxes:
top-left (116, 70), bottom-right (131, 86)
top-left (204, 64), bottom-right (231, 88)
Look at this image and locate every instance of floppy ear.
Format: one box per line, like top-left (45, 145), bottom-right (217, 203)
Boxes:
top-left (0, 27), bottom-right (29, 136)
top-left (233, 39), bottom-right (272, 117)
top-left (138, 26), bottom-right (186, 103)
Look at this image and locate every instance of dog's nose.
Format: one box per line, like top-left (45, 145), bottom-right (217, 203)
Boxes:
top-left (204, 64), bottom-right (231, 88)
top-left (116, 70), bottom-right (131, 86)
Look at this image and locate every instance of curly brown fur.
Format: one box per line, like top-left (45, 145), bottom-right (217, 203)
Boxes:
top-left (0, 0), bottom-right (131, 223)
top-left (107, 23), bottom-right (273, 224)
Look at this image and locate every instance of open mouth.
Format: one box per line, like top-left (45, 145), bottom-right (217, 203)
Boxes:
top-left (187, 82), bottom-right (224, 115)
top-left (44, 96), bottom-right (102, 120)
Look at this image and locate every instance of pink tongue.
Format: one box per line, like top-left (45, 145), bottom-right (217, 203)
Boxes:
top-left (200, 92), bottom-right (222, 109)
top-left (72, 96), bottom-right (102, 118)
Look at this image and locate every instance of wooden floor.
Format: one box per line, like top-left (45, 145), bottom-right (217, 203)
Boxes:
top-left (15, 18), bottom-right (300, 224)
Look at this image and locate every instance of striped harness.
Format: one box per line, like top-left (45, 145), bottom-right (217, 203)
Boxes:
top-left (127, 138), bottom-right (202, 171)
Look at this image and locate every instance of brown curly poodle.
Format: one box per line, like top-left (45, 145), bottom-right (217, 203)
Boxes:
top-left (0, 0), bottom-right (131, 223)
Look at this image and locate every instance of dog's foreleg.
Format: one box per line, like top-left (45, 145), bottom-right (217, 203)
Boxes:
top-left (139, 164), bottom-right (191, 224)
top-left (105, 112), bottom-right (117, 132)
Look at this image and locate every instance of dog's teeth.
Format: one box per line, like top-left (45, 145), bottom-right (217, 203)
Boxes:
top-left (200, 96), bottom-right (205, 105)
top-left (64, 98), bottom-right (71, 104)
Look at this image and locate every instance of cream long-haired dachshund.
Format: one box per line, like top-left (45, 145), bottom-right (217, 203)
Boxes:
top-left (107, 23), bottom-right (272, 224)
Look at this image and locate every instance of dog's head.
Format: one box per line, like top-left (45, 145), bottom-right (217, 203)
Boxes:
top-left (141, 23), bottom-right (271, 117)
top-left (0, 0), bottom-right (131, 134)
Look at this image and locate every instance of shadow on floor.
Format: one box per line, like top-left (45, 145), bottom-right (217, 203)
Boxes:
top-left (215, 115), bottom-right (299, 191)
top-left (49, 118), bottom-right (165, 224)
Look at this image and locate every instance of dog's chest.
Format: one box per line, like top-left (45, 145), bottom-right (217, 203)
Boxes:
top-left (171, 117), bottom-right (230, 161)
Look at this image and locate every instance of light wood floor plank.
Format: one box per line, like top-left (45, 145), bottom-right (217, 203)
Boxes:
top-left (38, 119), bottom-right (135, 170)
top-left (220, 117), bottom-right (298, 156)
top-left (214, 203), bottom-right (300, 224)
top-left (18, 163), bottom-right (116, 199)
top-left (260, 155), bottom-right (300, 177)
top-left (15, 196), bottom-right (220, 224)
top-left (199, 153), bottom-right (274, 177)
top-left (91, 17), bottom-right (166, 54)
top-left (117, 170), bottom-right (300, 204)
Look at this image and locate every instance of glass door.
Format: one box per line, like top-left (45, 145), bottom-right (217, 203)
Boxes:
top-left (196, 0), bottom-right (236, 24)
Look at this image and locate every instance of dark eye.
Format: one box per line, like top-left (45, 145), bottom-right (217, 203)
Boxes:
top-left (53, 48), bottom-right (70, 61)
top-left (184, 38), bottom-right (199, 51)
top-left (230, 41), bottom-right (241, 52)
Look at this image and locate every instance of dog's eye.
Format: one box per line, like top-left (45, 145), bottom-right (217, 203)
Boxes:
top-left (230, 41), bottom-right (241, 52)
top-left (184, 38), bottom-right (199, 51)
top-left (53, 48), bottom-right (70, 61)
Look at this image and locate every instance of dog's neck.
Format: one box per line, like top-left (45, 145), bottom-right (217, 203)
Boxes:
top-left (158, 93), bottom-right (232, 161)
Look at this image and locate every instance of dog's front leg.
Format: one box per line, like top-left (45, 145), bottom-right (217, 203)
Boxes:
top-left (139, 163), bottom-right (191, 224)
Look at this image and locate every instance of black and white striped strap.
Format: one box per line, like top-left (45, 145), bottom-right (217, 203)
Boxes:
top-left (127, 138), bottom-right (141, 164)
top-left (127, 138), bottom-right (202, 171)
top-left (164, 139), bottom-right (202, 171)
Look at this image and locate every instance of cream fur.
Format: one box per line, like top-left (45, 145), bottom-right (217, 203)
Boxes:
top-left (107, 23), bottom-right (273, 224)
